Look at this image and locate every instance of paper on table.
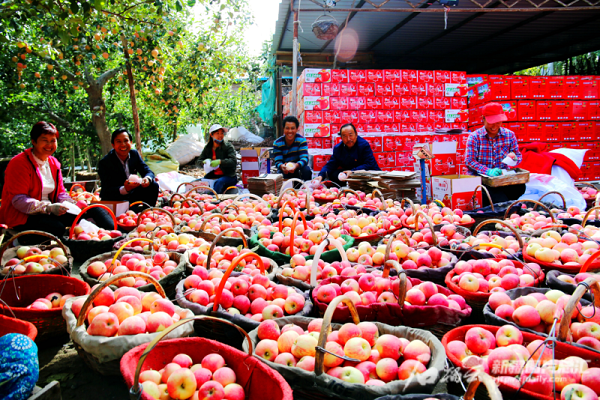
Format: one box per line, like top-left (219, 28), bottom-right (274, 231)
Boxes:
top-left (61, 201), bottom-right (82, 215)
top-left (502, 156), bottom-right (518, 167)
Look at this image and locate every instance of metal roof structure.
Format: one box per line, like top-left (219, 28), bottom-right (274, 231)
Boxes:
top-left (271, 0), bottom-right (600, 74)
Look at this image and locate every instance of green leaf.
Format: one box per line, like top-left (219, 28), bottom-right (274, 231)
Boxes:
top-left (70, 0), bottom-right (79, 14)
top-left (187, 0), bottom-right (195, 6)
top-left (175, 0), bottom-right (182, 11)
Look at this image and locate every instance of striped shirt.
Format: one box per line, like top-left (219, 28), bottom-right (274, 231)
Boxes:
top-left (272, 133), bottom-right (309, 170)
top-left (466, 127), bottom-right (522, 175)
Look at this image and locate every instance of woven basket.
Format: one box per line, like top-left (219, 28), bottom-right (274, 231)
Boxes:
top-left (176, 251), bottom-right (313, 350)
top-left (0, 274), bottom-right (90, 340)
top-left (180, 212), bottom-right (251, 246)
top-left (0, 313), bottom-right (38, 341)
top-left (242, 295), bottom-right (446, 400)
top-left (545, 269), bottom-right (593, 301)
top-left (0, 230), bottom-right (73, 278)
top-left (63, 272), bottom-right (194, 376)
top-left (120, 316), bottom-right (293, 400)
top-left (477, 198), bottom-right (558, 235)
top-left (62, 204), bottom-right (124, 262)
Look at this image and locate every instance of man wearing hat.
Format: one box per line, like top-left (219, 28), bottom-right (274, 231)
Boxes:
top-left (198, 124), bottom-right (238, 194)
top-left (466, 102), bottom-right (524, 205)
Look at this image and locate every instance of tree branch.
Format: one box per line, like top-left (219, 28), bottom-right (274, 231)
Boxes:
top-left (97, 65), bottom-right (123, 88)
top-left (24, 45), bottom-right (79, 82)
top-left (20, 100), bottom-right (72, 129)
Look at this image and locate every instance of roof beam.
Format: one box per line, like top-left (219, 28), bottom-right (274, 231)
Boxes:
top-left (366, 2), bottom-right (431, 51)
top-left (319, 0), bottom-right (367, 52)
top-left (296, 6), bottom-right (600, 12)
top-left (277, 3), bottom-right (293, 53)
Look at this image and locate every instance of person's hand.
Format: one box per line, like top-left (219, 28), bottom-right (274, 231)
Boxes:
top-left (343, 170), bottom-right (352, 177)
top-left (486, 168), bottom-right (502, 177)
top-left (47, 204), bottom-right (68, 216)
top-left (141, 177), bottom-right (151, 188)
top-left (124, 179), bottom-right (140, 192)
top-left (204, 159), bottom-right (211, 165)
top-left (210, 159), bottom-right (221, 168)
top-left (507, 152), bottom-right (517, 160)
top-left (288, 163), bottom-right (298, 172)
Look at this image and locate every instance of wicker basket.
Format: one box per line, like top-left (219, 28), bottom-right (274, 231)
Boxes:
top-left (62, 204), bottom-right (124, 262)
top-left (64, 272), bottom-right (194, 376)
top-left (477, 198), bottom-right (558, 235)
top-left (0, 313), bottom-right (38, 340)
top-left (545, 269), bottom-right (593, 301)
top-left (0, 274), bottom-right (90, 340)
top-left (0, 230), bottom-right (73, 278)
top-left (182, 213), bottom-right (250, 246)
top-left (120, 316), bottom-right (293, 400)
top-left (242, 295), bottom-right (446, 400)
top-left (312, 14), bottom-right (339, 40)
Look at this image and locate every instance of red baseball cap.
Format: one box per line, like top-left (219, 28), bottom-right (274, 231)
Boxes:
top-left (482, 102), bottom-right (507, 124)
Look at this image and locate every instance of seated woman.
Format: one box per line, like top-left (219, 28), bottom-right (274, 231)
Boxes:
top-left (198, 124), bottom-right (238, 194)
top-left (0, 121), bottom-right (114, 241)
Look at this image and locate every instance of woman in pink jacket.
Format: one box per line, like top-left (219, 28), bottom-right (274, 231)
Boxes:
top-left (0, 122), bottom-right (112, 242)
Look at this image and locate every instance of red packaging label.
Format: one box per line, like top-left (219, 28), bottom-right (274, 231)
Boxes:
top-left (330, 97), bottom-right (348, 110)
top-left (358, 110), bottom-right (372, 123)
top-left (543, 123), bottom-right (560, 142)
top-left (431, 154), bottom-right (457, 175)
top-left (451, 97), bottom-right (467, 110)
top-left (410, 82), bottom-right (427, 96)
top-left (393, 82), bottom-right (410, 96)
top-left (402, 70), bottom-right (418, 83)
top-left (367, 70), bottom-right (384, 83)
top-left (323, 110), bottom-right (341, 124)
top-left (530, 77), bottom-right (548, 99)
top-left (394, 110), bottom-right (409, 123)
top-left (451, 71), bottom-right (467, 84)
top-left (548, 78), bottom-right (564, 99)
top-left (564, 77), bottom-right (580, 99)
top-left (418, 70), bottom-right (434, 83)
top-left (300, 83), bottom-right (322, 97)
top-left (589, 101), bottom-right (600, 120)
top-left (384, 70), bottom-right (402, 83)
top-left (490, 79), bottom-right (511, 100)
top-left (536, 101), bottom-right (554, 121)
top-left (435, 70), bottom-right (451, 83)
top-left (340, 110), bottom-right (359, 124)
top-left (331, 69), bottom-right (348, 83)
top-left (400, 96), bottom-right (417, 109)
top-left (526, 122), bottom-right (544, 142)
top-left (375, 153), bottom-right (387, 167)
top-left (313, 138), bottom-right (323, 148)
top-left (357, 83), bottom-right (374, 97)
top-left (427, 83), bottom-right (445, 97)
top-left (340, 83), bottom-right (357, 97)
top-left (371, 135), bottom-right (383, 152)
top-left (375, 83), bottom-right (393, 97)
top-left (572, 101), bottom-right (588, 120)
top-left (511, 77), bottom-right (529, 99)
top-left (383, 135), bottom-right (396, 151)
top-left (386, 152), bottom-right (396, 167)
top-left (577, 122), bottom-right (594, 141)
top-left (322, 83), bottom-right (341, 97)
top-left (395, 152), bottom-right (410, 167)
top-left (435, 97), bottom-right (451, 109)
top-left (554, 101), bottom-right (570, 120)
top-left (560, 122), bottom-right (576, 141)
top-left (348, 70), bottom-right (366, 83)
top-left (517, 101), bottom-right (536, 121)
top-left (322, 137), bottom-right (333, 148)
top-left (383, 96), bottom-right (399, 110)
top-left (304, 110), bottom-right (322, 123)
top-left (581, 80), bottom-right (599, 99)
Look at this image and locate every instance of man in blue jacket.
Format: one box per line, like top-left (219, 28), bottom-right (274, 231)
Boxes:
top-left (98, 128), bottom-right (159, 208)
top-left (316, 123), bottom-right (380, 186)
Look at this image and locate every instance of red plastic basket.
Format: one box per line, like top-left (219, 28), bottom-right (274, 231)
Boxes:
top-left (0, 313), bottom-right (37, 340)
top-left (120, 316), bottom-right (293, 400)
top-left (0, 275), bottom-right (90, 340)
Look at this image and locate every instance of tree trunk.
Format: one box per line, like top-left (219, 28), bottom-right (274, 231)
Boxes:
top-left (172, 117), bottom-right (178, 141)
top-left (86, 85), bottom-right (112, 155)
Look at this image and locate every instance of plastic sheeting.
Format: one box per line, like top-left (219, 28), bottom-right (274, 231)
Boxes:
top-left (255, 57), bottom-right (276, 128)
top-left (519, 173), bottom-right (585, 210)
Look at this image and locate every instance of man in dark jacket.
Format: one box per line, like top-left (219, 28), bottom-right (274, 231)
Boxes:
top-left (98, 128), bottom-right (159, 208)
top-left (317, 123), bottom-right (380, 186)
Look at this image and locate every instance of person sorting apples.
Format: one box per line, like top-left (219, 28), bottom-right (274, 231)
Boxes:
top-left (315, 123), bottom-right (380, 187)
top-left (0, 121), bottom-right (114, 242)
top-left (466, 102), bottom-right (524, 206)
top-left (197, 124), bottom-right (238, 194)
top-left (272, 116), bottom-right (312, 181)
top-left (98, 127), bottom-right (160, 208)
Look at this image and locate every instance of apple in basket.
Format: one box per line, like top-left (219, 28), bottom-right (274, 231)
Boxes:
top-left (71, 225), bottom-right (122, 241)
top-left (124, 231), bottom-right (206, 252)
top-left (117, 210), bottom-right (138, 228)
top-left (138, 352), bottom-right (246, 400)
top-left (183, 267), bottom-right (305, 321)
top-left (556, 272), bottom-right (600, 286)
top-left (254, 318), bottom-right (433, 385)
top-left (450, 259), bottom-right (543, 293)
top-left (87, 252), bottom-right (180, 287)
top-left (448, 324), bottom-right (600, 398)
top-left (71, 286), bottom-right (191, 337)
top-left (526, 230), bottom-right (599, 266)
top-left (2, 246), bottom-right (69, 276)
top-left (26, 292), bottom-right (75, 310)
top-left (187, 246), bottom-right (267, 272)
top-left (498, 210), bottom-right (554, 233)
top-left (449, 232), bottom-right (521, 256)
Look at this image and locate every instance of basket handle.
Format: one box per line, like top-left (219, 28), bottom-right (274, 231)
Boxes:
top-left (414, 211), bottom-right (439, 246)
top-left (212, 252), bottom-right (265, 312)
top-left (314, 295), bottom-right (360, 377)
top-left (382, 260), bottom-right (407, 309)
top-left (221, 204), bottom-right (239, 213)
top-left (383, 230), bottom-right (411, 262)
top-left (278, 200), bottom-right (298, 229)
top-left (464, 372), bottom-right (503, 400)
top-left (76, 271), bottom-right (165, 328)
top-left (169, 193), bottom-right (186, 207)
top-left (309, 238), bottom-right (348, 287)
top-left (503, 199), bottom-right (556, 223)
top-left (108, 238), bottom-right (155, 273)
top-left (286, 211), bottom-right (308, 258)
top-left (581, 206), bottom-right (600, 228)
top-left (130, 201), bottom-right (153, 210)
top-left (558, 276), bottom-right (600, 342)
top-left (472, 218), bottom-right (524, 249)
top-left (223, 186), bottom-right (238, 194)
top-left (185, 186), bottom-right (220, 201)
top-left (231, 193), bottom-right (269, 207)
top-left (177, 198), bottom-right (204, 212)
top-left (205, 228), bottom-right (248, 270)
top-left (276, 188), bottom-right (298, 209)
top-left (136, 207), bottom-right (177, 228)
top-left (579, 249), bottom-right (600, 273)
top-left (400, 198), bottom-right (417, 215)
top-left (199, 213), bottom-right (228, 233)
top-left (0, 230), bottom-right (69, 262)
top-left (471, 185), bottom-right (494, 212)
top-left (535, 191), bottom-right (566, 210)
top-left (370, 189), bottom-right (388, 211)
top-left (175, 182), bottom-right (193, 194)
top-left (69, 183), bottom-right (87, 197)
top-left (68, 204), bottom-right (117, 239)
top-left (337, 188), bottom-right (360, 200)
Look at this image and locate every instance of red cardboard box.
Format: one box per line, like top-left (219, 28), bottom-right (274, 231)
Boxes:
top-left (418, 96), bottom-right (433, 109)
top-left (435, 97), bottom-right (451, 110)
top-left (559, 122), bottom-right (576, 141)
top-left (517, 101), bottom-right (536, 121)
top-left (242, 170), bottom-right (259, 185)
top-left (393, 82), bottom-right (410, 96)
top-left (340, 110), bottom-right (359, 124)
top-left (581, 80), bottom-right (599, 99)
top-left (419, 70), bottom-right (434, 83)
top-left (511, 77), bottom-right (530, 99)
top-left (506, 122), bottom-right (525, 139)
top-left (401, 96), bottom-right (417, 109)
top-left (349, 70), bottom-right (367, 83)
top-left (594, 122), bottom-right (600, 136)
top-left (386, 152), bottom-right (396, 167)
top-left (554, 101), bottom-right (570, 121)
top-left (306, 138), bottom-right (317, 148)
top-left (530, 77), bottom-right (548, 99)
top-left (526, 122), bottom-right (544, 142)
top-left (590, 101), bottom-right (600, 120)
top-left (578, 121), bottom-right (594, 141)
top-left (572, 101), bottom-right (588, 120)
top-left (451, 71), bottom-right (467, 84)
top-left (323, 137), bottom-right (333, 148)
top-left (304, 110), bottom-right (323, 123)
top-left (300, 69), bottom-right (331, 83)
top-left (312, 138), bottom-right (323, 148)
top-left (457, 133), bottom-right (470, 149)
top-left (366, 96), bottom-right (383, 110)
top-left (323, 110), bottom-right (341, 124)
top-left (429, 110), bottom-right (444, 123)
top-left (410, 82), bottom-right (427, 96)
top-left (331, 70), bottom-right (348, 83)
top-left (376, 110), bottom-right (394, 123)
top-left (375, 152), bottom-right (386, 167)
top-left (395, 110), bottom-right (410, 123)
top-left (548, 77), bottom-right (564, 99)
top-left (394, 135), bottom-right (406, 151)
top-left (498, 101), bottom-right (517, 122)
top-left (543, 123), bottom-right (560, 142)
top-left (303, 123), bottom-right (331, 138)
top-left (396, 152), bottom-right (412, 167)
top-left (330, 97), bottom-right (348, 110)
top-left (564, 77), bottom-right (580, 99)
top-left (358, 110), bottom-right (372, 123)
top-left (427, 83), bottom-right (445, 97)
top-left (401, 123), bottom-right (417, 132)
top-left (429, 142), bottom-right (457, 176)
top-left (299, 83), bottom-right (322, 97)
top-left (357, 83), bottom-right (374, 97)
top-left (322, 83), bottom-right (340, 97)
top-left (340, 83), bottom-right (357, 97)
top-left (375, 83), bottom-right (393, 97)
top-left (384, 70), bottom-right (402, 83)
top-left (403, 70), bottom-right (418, 83)
top-left (383, 96), bottom-right (399, 110)
top-left (367, 70), bottom-right (384, 83)
top-left (451, 97), bottom-right (468, 110)
top-left (490, 78), bottom-right (511, 100)
top-left (432, 175), bottom-right (482, 211)
top-left (371, 135), bottom-right (383, 152)
top-left (313, 154), bottom-right (330, 171)
top-left (354, 97), bottom-right (367, 110)
top-left (536, 101), bottom-right (554, 120)
top-left (435, 70), bottom-right (451, 83)
top-left (383, 135), bottom-right (396, 152)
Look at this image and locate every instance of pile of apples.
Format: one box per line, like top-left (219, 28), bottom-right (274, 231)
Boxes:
top-left (496, 212), bottom-right (555, 233)
top-left (447, 232), bottom-right (522, 256)
top-left (69, 187), bottom-right (100, 204)
top-left (351, 241), bottom-right (454, 270)
top-left (138, 352), bottom-right (246, 400)
top-left (525, 230), bottom-right (599, 266)
top-left (125, 230), bottom-right (207, 252)
top-left (256, 224), bottom-right (348, 258)
top-left (26, 292), bottom-right (74, 310)
top-left (183, 266), bottom-right (306, 320)
top-left (182, 211), bottom-right (270, 235)
top-left (280, 257), bottom-right (367, 285)
top-left (450, 259), bottom-right (544, 293)
top-left (553, 271), bottom-right (600, 286)
top-left (447, 324), bottom-right (600, 398)
top-left (69, 225), bottom-right (122, 241)
top-left (187, 245), bottom-right (271, 273)
top-left (117, 210), bottom-right (175, 230)
top-left (86, 252), bottom-right (180, 286)
top-left (403, 204), bottom-right (474, 227)
top-left (70, 286), bottom-right (191, 337)
top-left (254, 318), bottom-right (433, 385)
top-left (311, 187), bottom-right (342, 202)
top-left (315, 272), bottom-right (469, 313)
top-left (2, 246), bottom-right (68, 275)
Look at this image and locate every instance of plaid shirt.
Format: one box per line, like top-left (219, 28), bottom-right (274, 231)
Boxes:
top-left (465, 127), bottom-right (522, 175)
top-left (272, 133), bottom-right (309, 170)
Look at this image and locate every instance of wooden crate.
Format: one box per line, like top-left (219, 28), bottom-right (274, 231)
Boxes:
top-left (481, 168), bottom-right (529, 187)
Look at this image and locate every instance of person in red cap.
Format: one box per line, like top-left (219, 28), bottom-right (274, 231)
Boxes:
top-left (466, 102), bottom-right (524, 205)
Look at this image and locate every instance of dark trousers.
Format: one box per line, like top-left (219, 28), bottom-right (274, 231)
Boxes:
top-left (282, 164), bottom-right (313, 181)
top-left (12, 207), bottom-right (115, 244)
top-left (204, 173), bottom-right (238, 194)
top-left (482, 184), bottom-right (527, 207)
top-left (122, 180), bottom-right (160, 209)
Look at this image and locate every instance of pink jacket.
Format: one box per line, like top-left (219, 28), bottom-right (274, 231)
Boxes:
top-left (0, 148), bottom-right (69, 227)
